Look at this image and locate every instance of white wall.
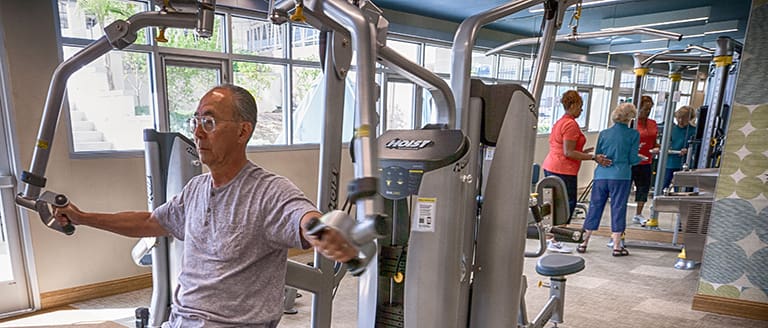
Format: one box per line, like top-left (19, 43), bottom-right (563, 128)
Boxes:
top-left (0, 1), bottom-right (598, 294)
top-left (533, 132), bottom-right (600, 191)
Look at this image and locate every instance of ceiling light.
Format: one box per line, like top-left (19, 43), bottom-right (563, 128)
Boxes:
top-left (705, 28), bottom-right (738, 35)
top-left (602, 17), bottom-right (709, 30)
top-left (601, 7), bottom-right (710, 30)
top-left (610, 47), bottom-right (667, 55)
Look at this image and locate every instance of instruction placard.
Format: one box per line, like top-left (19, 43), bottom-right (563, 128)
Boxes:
top-left (413, 197), bottom-right (437, 232)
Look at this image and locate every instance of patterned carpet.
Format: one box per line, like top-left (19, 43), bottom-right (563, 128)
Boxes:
top-left (1, 236), bottom-right (764, 327)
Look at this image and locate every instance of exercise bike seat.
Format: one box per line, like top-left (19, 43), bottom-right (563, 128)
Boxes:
top-left (535, 254), bottom-right (585, 277)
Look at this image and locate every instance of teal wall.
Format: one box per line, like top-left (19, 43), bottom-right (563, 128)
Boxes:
top-left (698, 0), bottom-right (768, 303)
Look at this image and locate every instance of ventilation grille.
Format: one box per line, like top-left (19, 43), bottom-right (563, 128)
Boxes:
top-left (683, 202), bottom-right (713, 235)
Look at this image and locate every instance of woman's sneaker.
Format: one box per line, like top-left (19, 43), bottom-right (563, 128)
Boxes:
top-left (606, 237), bottom-right (626, 248)
top-left (632, 215), bottom-right (645, 224)
top-left (547, 240), bottom-right (574, 253)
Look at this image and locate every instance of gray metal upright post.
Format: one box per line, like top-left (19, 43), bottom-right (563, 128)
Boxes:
top-left (697, 37), bottom-right (737, 169)
top-left (631, 54), bottom-right (649, 110)
top-left (311, 30), bottom-right (347, 328)
top-left (649, 63), bottom-right (685, 225)
top-left (284, 29), bottom-right (351, 328)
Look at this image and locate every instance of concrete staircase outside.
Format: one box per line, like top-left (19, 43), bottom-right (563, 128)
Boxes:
top-left (70, 109), bottom-right (114, 151)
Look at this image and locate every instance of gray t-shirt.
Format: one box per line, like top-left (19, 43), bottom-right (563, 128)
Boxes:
top-left (153, 161), bottom-right (316, 327)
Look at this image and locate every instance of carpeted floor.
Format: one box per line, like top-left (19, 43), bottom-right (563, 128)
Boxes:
top-left (1, 234), bottom-right (763, 328)
top-left (1, 194), bottom-right (762, 328)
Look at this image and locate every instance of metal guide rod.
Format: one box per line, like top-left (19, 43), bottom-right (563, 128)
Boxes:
top-left (321, 0), bottom-right (381, 222)
top-left (631, 48), bottom-right (713, 116)
top-left (451, 0), bottom-right (544, 131)
top-left (378, 45), bottom-right (456, 127)
top-left (529, 1), bottom-right (579, 104)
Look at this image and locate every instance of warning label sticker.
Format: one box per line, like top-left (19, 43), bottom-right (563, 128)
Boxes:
top-left (413, 197), bottom-right (436, 232)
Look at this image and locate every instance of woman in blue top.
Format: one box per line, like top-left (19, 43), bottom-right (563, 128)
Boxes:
top-left (663, 105), bottom-right (697, 190)
top-left (576, 103), bottom-right (645, 256)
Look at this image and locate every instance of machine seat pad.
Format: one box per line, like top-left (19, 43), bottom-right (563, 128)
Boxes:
top-left (536, 254), bottom-right (585, 277)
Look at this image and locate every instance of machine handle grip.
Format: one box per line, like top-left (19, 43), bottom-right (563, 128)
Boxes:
top-left (36, 192), bottom-right (76, 235)
top-left (304, 217), bottom-right (364, 275)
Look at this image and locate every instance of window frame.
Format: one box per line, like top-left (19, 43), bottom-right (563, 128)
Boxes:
top-left (55, 1), bottom-right (620, 157)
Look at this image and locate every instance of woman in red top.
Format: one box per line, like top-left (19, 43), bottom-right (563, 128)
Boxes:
top-left (631, 96), bottom-right (660, 224)
top-left (542, 90), bottom-right (608, 224)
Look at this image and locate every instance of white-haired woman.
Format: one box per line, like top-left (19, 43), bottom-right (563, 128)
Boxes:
top-left (577, 103), bottom-right (645, 256)
top-left (662, 105), bottom-right (697, 190)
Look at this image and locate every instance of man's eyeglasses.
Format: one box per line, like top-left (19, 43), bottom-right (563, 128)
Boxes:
top-left (187, 116), bottom-right (239, 134)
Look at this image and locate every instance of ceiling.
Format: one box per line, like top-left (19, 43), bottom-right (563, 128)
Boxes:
top-left (371, 0), bottom-right (752, 55)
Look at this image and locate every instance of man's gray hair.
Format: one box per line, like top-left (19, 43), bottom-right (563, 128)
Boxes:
top-left (612, 102), bottom-right (637, 124)
top-left (214, 84), bottom-right (258, 128)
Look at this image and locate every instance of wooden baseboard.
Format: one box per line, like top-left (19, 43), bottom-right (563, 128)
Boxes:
top-left (569, 223), bottom-right (684, 244)
top-left (693, 294), bottom-right (768, 321)
top-left (40, 273), bottom-right (153, 309)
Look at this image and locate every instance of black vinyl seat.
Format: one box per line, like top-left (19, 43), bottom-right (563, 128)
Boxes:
top-left (535, 254), bottom-right (585, 277)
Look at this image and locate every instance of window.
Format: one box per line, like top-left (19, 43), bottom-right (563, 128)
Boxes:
top-left (291, 66), bottom-right (323, 144)
top-left (291, 25), bottom-right (320, 61)
top-left (162, 14), bottom-right (225, 52)
top-left (232, 16), bottom-right (284, 57)
top-left (59, 0), bottom-right (148, 43)
top-left (471, 51), bottom-right (494, 78)
top-left (233, 62), bottom-right (286, 145)
top-left (55, 1), bottom-right (619, 153)
top-left (522, 58), bottom-right (533, 81)
top-left (577, 65), bottom-right (592, 85)
top-left (560, 63), bottom-right (574, 83)
top-left (594, 67), bottom-right (607, 86)
top-left (424, 45), bottom-right (451, 75)
top-left (387, 40), bottom-right (420, 62)
top-left (164, 63), bottom-right (222, 138)
top-left (498, 56), bottom-right (521, 81)
top-left (620, 72), bottom-right (635, 89)
top-left (63, 46), bottom-right (153, 152)
top-left (386, 82), bottom-right (416, 130)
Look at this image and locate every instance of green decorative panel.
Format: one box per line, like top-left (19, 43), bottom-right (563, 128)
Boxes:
top-left (698, 1), bottom-right (768, 304)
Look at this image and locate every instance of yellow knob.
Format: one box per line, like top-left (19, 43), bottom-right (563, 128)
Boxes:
top-left (290, 3), bottom-right (306, 23)
top-left (394, 272), bottom-right (404, 283)
top-left (156, 27), bottom-right (168, 43)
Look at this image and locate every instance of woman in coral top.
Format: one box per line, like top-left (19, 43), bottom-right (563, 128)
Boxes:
top-left (542, 90), bottom-right (610, 224)
top-left (631, 96), bottom-right (660, 224)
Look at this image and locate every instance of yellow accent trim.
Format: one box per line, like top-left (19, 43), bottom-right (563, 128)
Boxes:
top-left (714, 55), bottom-right (733, 67)
top-left (678, 248), bottom-right (687, 259)
top-left (408, 169), bottom-right (424, 173)
top-left (634, 67), bottom-right (649, 76)
top-left (355, 124), bottom-right (371, 138)
top-left (669, 73), bottom-right (682, 82)
top-left (37, 139), bottom-right (49, 150)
